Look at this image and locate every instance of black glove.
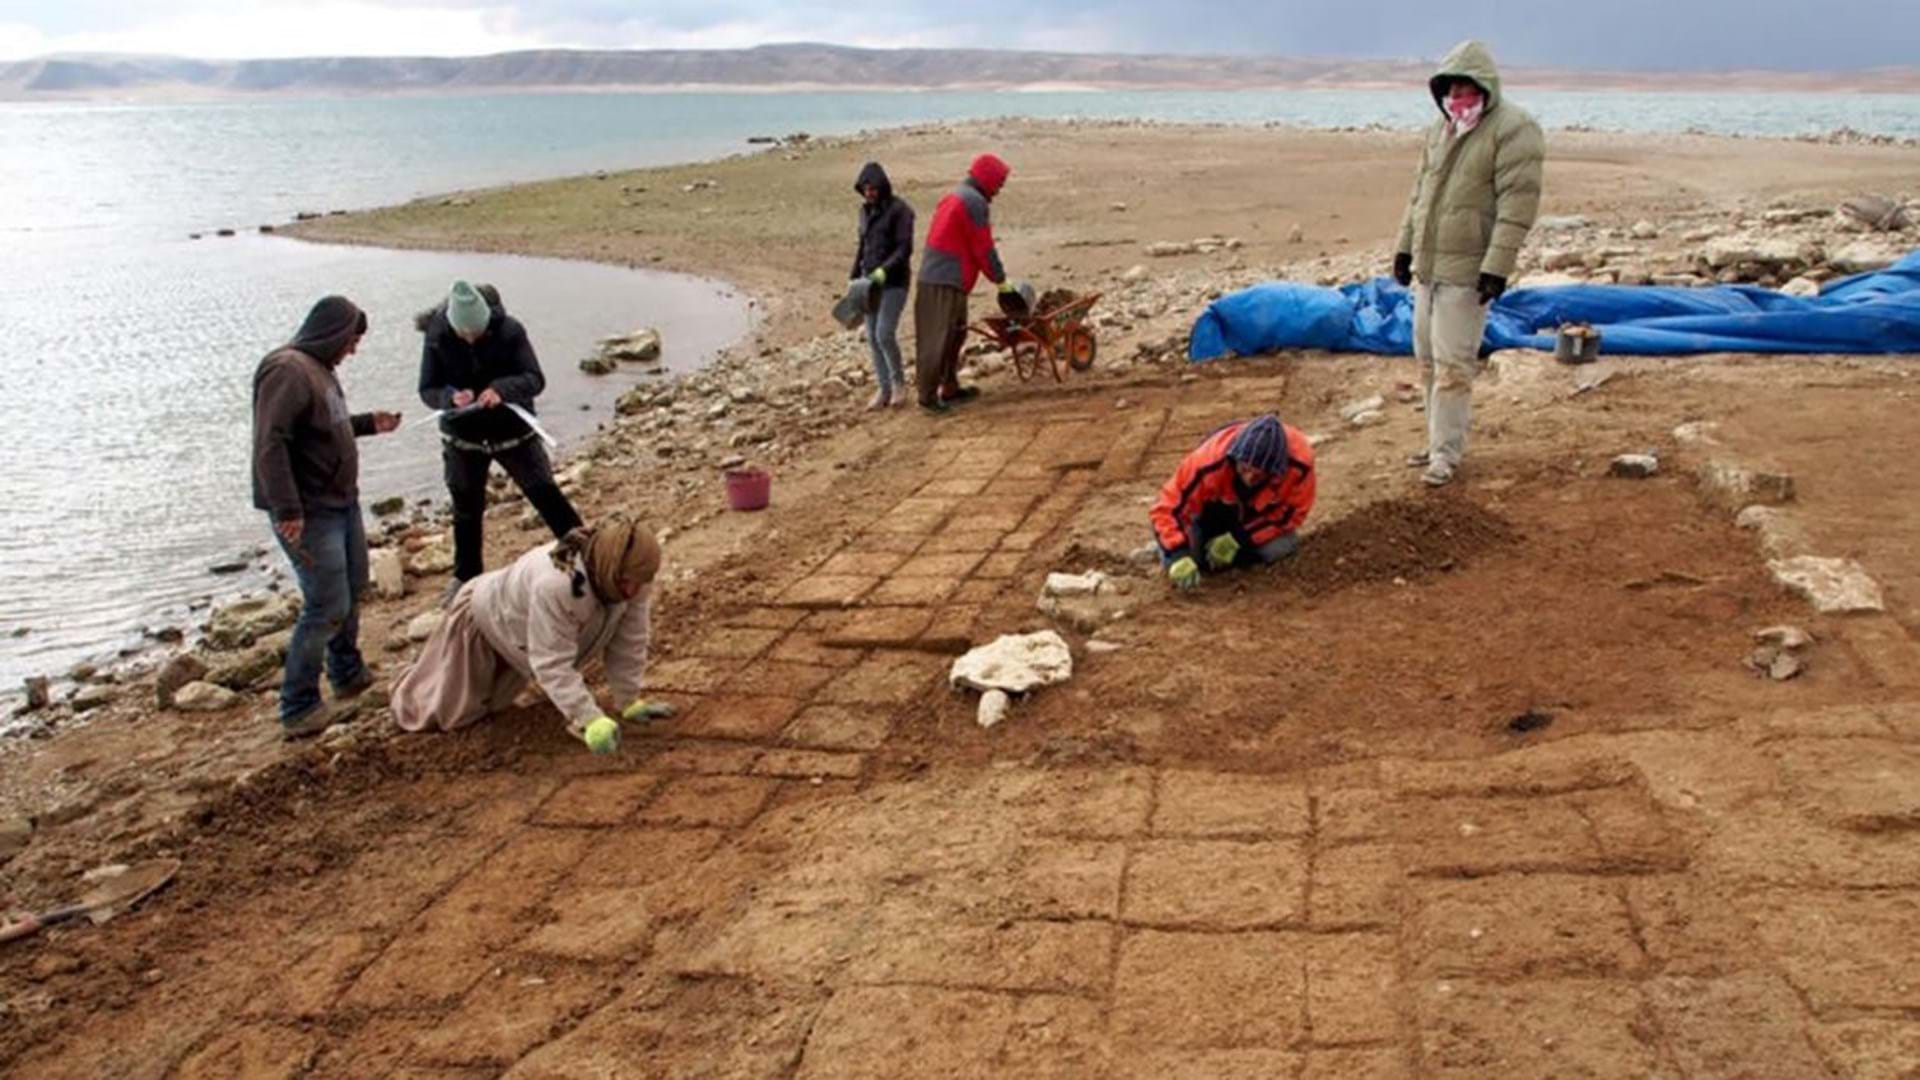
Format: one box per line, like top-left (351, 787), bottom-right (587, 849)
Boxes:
top-left (1392, 253), bottom-right (1413, 288)
top-left (1476, 273), bottom-right (1507, 306)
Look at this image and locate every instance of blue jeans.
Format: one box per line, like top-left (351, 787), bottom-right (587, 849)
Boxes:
top-left (271, 504), bottom-right (370, 722)
top-left (865, 287), bottom-right (908, 399)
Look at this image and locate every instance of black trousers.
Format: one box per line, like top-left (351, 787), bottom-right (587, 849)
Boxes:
top-left (444, 438), bottom-right (582, 581)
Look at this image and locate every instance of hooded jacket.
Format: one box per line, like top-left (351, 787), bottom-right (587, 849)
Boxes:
top-left (1393, 40), bottom-right (1545, 287)
top-left (1150, 419), bottom-right (1316, 561)
top-left (850, 162), bottom-right (915, 291)
top-left (416, 290), bottom-right (547, 445)
top-left (921, 154), bottom-right (1009, 293)
top-left (251, 296), bottom-right (376, 521)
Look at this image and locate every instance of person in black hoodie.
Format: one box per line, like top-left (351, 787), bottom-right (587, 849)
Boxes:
top-left (849, 162), bottom-right (915, 409)
top-left (252, 295), bottom-right (401, 739)
top-left (417, 280), bottom-right (582, 602)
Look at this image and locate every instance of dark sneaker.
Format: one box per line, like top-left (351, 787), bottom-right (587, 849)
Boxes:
top-left (281, 700), bottom-right (357, 742)
top-left (332, 667), bottom-right (377, 700)
top-left (940, 385), bottom-right (982, 403)
top-left (919, 399), bottom-right (952, 416)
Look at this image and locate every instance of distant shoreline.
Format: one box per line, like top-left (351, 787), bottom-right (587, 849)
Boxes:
top-left (10, 79), bottom-right (1920, 105)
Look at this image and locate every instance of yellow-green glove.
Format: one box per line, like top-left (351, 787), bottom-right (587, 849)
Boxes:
top-left (997, 280), bottom-right (1018, 295)
top-left (1168, 556), bottom-right (1201, 590)
top-left (1206, 533), bottom-right (1241, 570)
top-left (621, 699), bottom-right (677, 722)
top-left (868, 268), bottom-right (886, 286)
top-left (579, 715), bottom-right (621, 755)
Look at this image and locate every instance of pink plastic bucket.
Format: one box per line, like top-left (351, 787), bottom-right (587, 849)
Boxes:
top-left (725, 467), bottom-right (771, 511)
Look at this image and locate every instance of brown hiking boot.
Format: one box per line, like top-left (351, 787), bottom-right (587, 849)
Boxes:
top-left (280, 700), bottom-right (358, 742)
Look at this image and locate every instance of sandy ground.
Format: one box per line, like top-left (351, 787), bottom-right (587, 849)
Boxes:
top-left (4, 121), bottom-right (1920, 1077)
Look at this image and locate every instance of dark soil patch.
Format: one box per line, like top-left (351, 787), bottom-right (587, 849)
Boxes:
top-left (1285, 495), bottom-right (1519, 596)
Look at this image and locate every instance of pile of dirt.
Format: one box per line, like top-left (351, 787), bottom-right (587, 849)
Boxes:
top-left (1035, 287), bottom-right (1079, 313)
top-left (1285, 495), bottom-right (1518, 595)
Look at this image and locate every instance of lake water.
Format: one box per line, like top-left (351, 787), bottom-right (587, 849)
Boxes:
top-left (2, 86), bottom-right (1915, 699)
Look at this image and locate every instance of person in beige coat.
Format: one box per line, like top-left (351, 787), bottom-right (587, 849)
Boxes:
top-left (1391, 39), bottom-right (1544, 488)
top-left (392, 515), bottom-right (672, 753)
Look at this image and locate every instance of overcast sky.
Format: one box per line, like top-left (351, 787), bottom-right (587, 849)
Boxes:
top-left (2, 1), bottom-right (1915, 70)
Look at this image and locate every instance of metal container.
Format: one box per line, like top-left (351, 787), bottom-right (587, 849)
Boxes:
top-left (1555, 323), bottom-right (1603, 364)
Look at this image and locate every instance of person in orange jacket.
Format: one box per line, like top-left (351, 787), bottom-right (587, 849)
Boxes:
top-left (1149, 415), bottom-right (1316, 589)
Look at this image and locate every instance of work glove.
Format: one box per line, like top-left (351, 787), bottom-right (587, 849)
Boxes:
top-left (1168, 556), bottom-right (1201, 591)
top-left (577, 715), bottom-right (621, 755)
top-left (997, 280), bottom-right (1018, 295)
top-left (621, 698), bottom-right (677, 722)
top-left (1392, 252), bottom-right (1414, 288)
top-left (1206, 533), bottom-right (1241, 570)
top-left (868, 268), bottom-right (886, 286)
top-left (1476, 273), bottom-right (1507, 306)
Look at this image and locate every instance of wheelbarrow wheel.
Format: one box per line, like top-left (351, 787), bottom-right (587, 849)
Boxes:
top-left (1010, 340), bottom-right (1041, 382)
top-left (1065, 327), bottom-right (1098, 372)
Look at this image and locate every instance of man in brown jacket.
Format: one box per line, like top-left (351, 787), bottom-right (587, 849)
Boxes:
top-left (251, 295), bottom-right (400, 738)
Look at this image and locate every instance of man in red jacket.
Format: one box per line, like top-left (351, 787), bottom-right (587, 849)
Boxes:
top-left (1149, 415), bottom-right (1316, 590)
top-left (914, 153), bottom-right (1016, 414)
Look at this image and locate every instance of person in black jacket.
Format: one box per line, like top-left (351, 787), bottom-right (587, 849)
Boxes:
top-left (417, 280), bottom-right (582, 602)
top-left (850, 162), bottom-right (914, 409)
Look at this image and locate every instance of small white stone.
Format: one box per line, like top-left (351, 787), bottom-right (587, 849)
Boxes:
top-left (976, 689), bottom-right (1011, 729)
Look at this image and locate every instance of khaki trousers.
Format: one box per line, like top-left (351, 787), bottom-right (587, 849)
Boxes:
top-left (1413, 282), bottom-right (1492, 469)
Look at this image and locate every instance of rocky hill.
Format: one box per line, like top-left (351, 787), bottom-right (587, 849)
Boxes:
top-left (5, 43), bottom-right (1917, 99)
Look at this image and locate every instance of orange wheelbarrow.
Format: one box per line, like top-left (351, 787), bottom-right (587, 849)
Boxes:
top-left (969, 290), bottom-right (1102, 383)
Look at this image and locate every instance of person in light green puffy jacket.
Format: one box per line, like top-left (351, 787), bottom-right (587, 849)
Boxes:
top-left (1391, 39), bottom-right (1544, 488)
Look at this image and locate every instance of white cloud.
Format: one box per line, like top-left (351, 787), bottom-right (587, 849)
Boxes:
top-left (0, 3), bottom-right (547, 60)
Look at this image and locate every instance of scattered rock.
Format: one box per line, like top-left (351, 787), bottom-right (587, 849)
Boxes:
top-left (1536, 215), bottom-right (1590, 231)
top-left (1768, 556), bottom-right (1886, 614)
top-left (1349, 410), bottom-right (1386, 428)
top-left (0, 816), bottom-right (31, 863)
top-left (1144, 241), bottom-right (1197, 258)
top-left (1036, 572), bottom-right (1135, 633)
top-left (154, 653), bottom-right (209, 708)
top-left (207, 558), bottom-right (251, 575)
top-left (22, 675), bottom-right (51, 712)
top-left (1828, 241), bottom-right (1903, 275)
top-left (172, 681), bottom-right (239, 713)
top-left (950, 631), bottom-right (1074, 695)
top-left (1697, 462), bottom-right (1795, 511)
top-left (1109, 201), bottom-right (1128, 213)
top-left (1837, 194), bottom-right (1912, 233)
top-left (1746, 645), bottom-right (1805, 681)
top-left (1754, 625), bottom-right (1814, 650)
top-left (370, 496), bottom-right (407, 517)
top-left (599, 328), bottom-right (663, 363)
top-left (1672, 421), bottom-right (1721, 446)
top-left (408, 611), bottom-right (446, 642)
top-left (1780, 277), bottom-right (1822, 298)
top-left (1630, 220), bottom-right (1659, 240)
top-left (1340, 394), bottom-right (1387, 423)
top-left (71, 684), bottom-right (119, 713)
top-left (1609, 453), bottom-right (1660, 479)
top-left (370, 547), bottom-right (407, 601)
top-left (1541, 249), bottom-right (1587, 272)
top-left (1121, 265), bottom-right (1149, 284)
top-left (1736, 505), bottom-right (1812, 559)
top-left (578, 355), bottom-right (618, 376)
top-left (1085, 640), bottom-right (1124, 655)
top-left (976, 689), bottom-right (1011, 729)
top-left (1287, 224), bottom-right (1305, 244)
top-left (207, 644), bottom-right (283, 691)
top-left (205, 595), bottom-right (299, 650)
top-left (407, 543), bottom-right (455, 577)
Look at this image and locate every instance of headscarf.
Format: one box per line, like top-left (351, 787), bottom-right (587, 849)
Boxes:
top-left (553, 514), bottom-right (661, 604)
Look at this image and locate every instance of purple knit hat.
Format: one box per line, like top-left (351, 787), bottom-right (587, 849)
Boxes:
top-left (1226, 415), bottom-right (1288, 475)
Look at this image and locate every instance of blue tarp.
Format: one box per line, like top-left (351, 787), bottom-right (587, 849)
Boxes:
top-left (1188, 250), bottom-right (1920, 361)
